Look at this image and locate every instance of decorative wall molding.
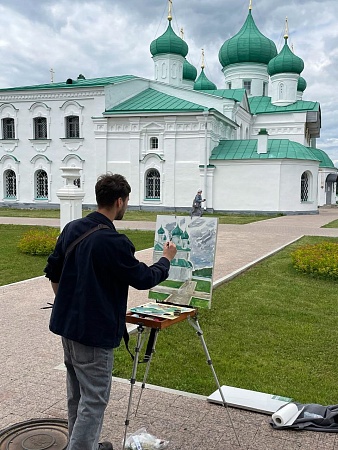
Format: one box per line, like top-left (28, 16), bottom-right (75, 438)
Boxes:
top-left (0, 140), bottom-right (19, 152)
top-left (0, 90), bottom-right (105, 102)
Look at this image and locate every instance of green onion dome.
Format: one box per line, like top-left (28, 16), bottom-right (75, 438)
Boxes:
top-left (194, 68), bottom-right (217, 90)
top-left (150, 20), bottom-right (188, 58)
top-left (297, 76), bottom-right (307, 92)
top-left (268, 37), bottom-right (304, 76)
top-left (183, 59), bottom-right (197, 81)
top-left (219, 10), bottom-right (277, 68)
top-left (172, 224), bottom-right (183, 236)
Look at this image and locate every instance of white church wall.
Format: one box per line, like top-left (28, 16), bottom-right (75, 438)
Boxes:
top-left (270, 73), bottom-right (299, 106)
top-left (222, 63), bottom-right (270, 97)
top-left (279, 161), bottom-right (319, 212)
top-left (211, 159), bottom-right (319, 213)
top-left (252, 112), bottom-right (308, 145)
top-left (0, 87), bottom-right (106, 206)
top-left (212, 160), bottom-right (281, 211)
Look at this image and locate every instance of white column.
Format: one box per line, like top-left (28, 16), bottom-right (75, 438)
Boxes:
top-left (56, 167), bottom-right (85, 231)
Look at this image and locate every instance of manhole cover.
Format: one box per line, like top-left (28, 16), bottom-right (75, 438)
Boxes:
top-left (0, 418), bottom-right (68, 450)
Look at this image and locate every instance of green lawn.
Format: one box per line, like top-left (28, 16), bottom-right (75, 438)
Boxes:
top-left (113, 235), bottom-right (338, 405)
top-left (0, 207), bottom-right (279, 225)
top-left (0, 225), bottom-right (154, 286)
top-left (2, 223), bottom-right (338, 405)
top-left (323, 219), bottom-right (338, 228)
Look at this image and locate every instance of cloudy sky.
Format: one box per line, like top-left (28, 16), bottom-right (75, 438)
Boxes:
top-left (0, 0), bottom-right (337, 163)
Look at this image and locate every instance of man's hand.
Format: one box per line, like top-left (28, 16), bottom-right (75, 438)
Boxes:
top-left (163, 241), bottom-right (177, 261)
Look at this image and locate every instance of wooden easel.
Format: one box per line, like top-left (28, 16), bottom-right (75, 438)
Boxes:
top-left (122, 305), bottom-right (240, 449)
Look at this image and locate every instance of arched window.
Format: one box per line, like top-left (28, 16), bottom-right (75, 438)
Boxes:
top-left (35, 169), bottom-right (48, 199)
top-left (4, 169), bottom-right (16, 198)
top-left (301, 172), bottom-right (309, 202)
top-left (34, 117), bottom-right (47, 139)
top-left (65, 115), bottom-right (80, 138)
top-left (150, 137), bottom-right (159, 150)
top-left (146, 169), bottom-right (160, 199)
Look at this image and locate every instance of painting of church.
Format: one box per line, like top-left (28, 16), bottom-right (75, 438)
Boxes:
top-left (150, 215), bottom-right (218, 309)
top-left (154, 221), bottom-right (193, 282)
top-left (0, 1), bottom-right (336, 214)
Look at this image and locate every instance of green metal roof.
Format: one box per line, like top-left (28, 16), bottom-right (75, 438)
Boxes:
top-left (249, 96), bottom-right (319, 114)
top-left (0, 75), bottom-right (137, 92)
top-left (194, 68), bottom-right (217, 91)
top-left (210, 139), bottom-right (321, 162)
top-left (308, 147), bottom-right (335, 168)
top-left (219, 10), bottom-right (277, 67)
top-left (183, 59), bottom-right (197, 81)
top-left (150, 20), bottom-right (188, 58)
top-left (199, 88), bottom-right (246, 103)
top-left (268, 38), bottom-right (304, 76)
top-left (104, 88), bottom-right (207, 114)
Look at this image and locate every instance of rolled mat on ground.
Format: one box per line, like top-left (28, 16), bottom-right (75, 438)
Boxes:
top-left (271, 403), bottom-right (338, 432)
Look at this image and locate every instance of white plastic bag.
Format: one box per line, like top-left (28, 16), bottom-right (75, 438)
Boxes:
top-left (124, 427), bottom-right (169, 450)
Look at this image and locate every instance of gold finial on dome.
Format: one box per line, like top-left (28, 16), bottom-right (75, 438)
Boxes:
top-left (284, 16), bottom-right (289, 39)
top-left (249, 0), bottom-right (252, 10)
top-left (168, 0), bottom-right (173, 21)
top-left (201, 48), bottom-right (205, 69)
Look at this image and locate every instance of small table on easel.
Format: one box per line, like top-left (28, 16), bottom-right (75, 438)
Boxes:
top-left (122, 303), bottom-right (233, 449)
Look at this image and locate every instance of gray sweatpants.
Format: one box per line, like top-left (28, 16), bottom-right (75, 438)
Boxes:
top-left (62, 337), bottom-right (114, 450)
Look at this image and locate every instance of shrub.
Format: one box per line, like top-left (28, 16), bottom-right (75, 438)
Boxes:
top-left (291, 241), bottom-right (338, 280)
top-left (18, 228), bottom-right (59, 256)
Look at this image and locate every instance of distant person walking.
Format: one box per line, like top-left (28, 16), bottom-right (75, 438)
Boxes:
top-left (191, 189), bottom-right (206, 217)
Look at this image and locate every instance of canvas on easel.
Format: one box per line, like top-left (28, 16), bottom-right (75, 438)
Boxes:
top-left (149, 215), bottom-right (218, 309)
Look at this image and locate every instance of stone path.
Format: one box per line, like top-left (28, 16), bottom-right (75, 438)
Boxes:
top-left (1, 209), bottom-right (338, 449)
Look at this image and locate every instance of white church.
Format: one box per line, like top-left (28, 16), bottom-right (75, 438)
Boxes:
top-left (1, 1), bottom-right (337, 214)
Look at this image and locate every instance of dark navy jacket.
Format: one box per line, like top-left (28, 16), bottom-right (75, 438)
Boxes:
top-left (44, 212), bottom-right (170, 348)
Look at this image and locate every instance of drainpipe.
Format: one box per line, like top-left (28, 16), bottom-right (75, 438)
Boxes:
top-left (203, 110), bottom-right (209, 209)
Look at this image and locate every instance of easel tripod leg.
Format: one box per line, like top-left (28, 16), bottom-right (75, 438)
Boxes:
top-left (188, 316), bottom-right (241, 447)
top-left (134, 328), bottom-right (160, 416)
top-left (122, 324), bottom-right (144, 449)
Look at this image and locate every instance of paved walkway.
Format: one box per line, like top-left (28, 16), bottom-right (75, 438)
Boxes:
top-left (1, 209), bottom-right (338, 449)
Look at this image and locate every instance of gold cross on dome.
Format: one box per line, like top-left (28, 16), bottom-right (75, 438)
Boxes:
top-left (168, 0), bottom-right (172, 20)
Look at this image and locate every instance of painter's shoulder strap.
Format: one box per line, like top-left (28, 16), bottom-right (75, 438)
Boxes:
top-left (65, 223), bottom-right (110, 258)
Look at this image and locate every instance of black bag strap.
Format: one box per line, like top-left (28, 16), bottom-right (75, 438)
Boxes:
top-left (65, 223), bottom-right (110, 258)
top-left (123, 327), bottom-right (157, 363)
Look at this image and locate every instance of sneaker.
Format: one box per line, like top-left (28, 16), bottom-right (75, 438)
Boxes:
top-left (98, 442), bottom-right (113, 450)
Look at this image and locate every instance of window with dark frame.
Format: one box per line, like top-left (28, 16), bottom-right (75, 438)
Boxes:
top-left (34, 117), bottom-right (47, 139)
top-left (146, 169), bottom-right (160, 199)
top-left (65, 115), bottom-right (80, 138)
top-left (263, 82), bottom-right (268, 97)
top-left (301, 172), bottom-right (309, 202)
top-left (2, 118), bottom-right (15, 139)
top-left (36, 169), bottom-right (48, 199)
top-left (5, 169), bottom-right (16, 198)
top-left (150, 137), bottom-right (159, 149)
top-left (243, 80), bottom-right (251, 95)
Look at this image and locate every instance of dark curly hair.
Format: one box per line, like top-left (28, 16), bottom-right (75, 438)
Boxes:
top-left (95, 173), bottom-right (131, 208)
